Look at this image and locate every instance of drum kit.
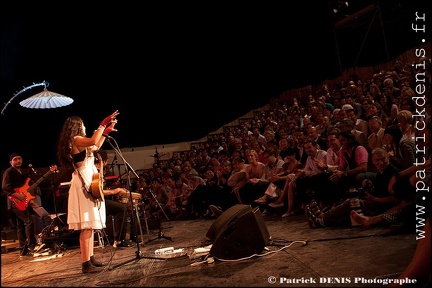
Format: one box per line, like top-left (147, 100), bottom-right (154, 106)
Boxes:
top-left (116, 190), bottom-right (143, 206)
top-left (104, 175), bottom-right (140, 210)
top-left (114, 188), bottom-right (149, 221)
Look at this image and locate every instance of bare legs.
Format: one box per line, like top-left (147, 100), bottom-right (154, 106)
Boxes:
top-left (271, 175), bottom-right (293, 205)
top-left (285, 181), bottom-right (296, 214)
top-left (80, 228), bottom-right (104, 273)
top-left (80, 229), bottom-right (94, 263)
top-left (350, 210), bottom-right (383, 228)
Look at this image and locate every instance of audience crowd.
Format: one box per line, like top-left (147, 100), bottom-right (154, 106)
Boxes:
top-left (120, 57), bottom-right (430, 236)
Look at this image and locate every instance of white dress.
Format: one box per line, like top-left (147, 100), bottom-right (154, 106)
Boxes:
top-left (67, 150), bottom-right (106, 230)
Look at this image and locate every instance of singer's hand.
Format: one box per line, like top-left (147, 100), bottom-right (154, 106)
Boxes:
top-left (100, 110), bottom-right (119, 127)
top-left (104, 120), bottom-right (118, 135)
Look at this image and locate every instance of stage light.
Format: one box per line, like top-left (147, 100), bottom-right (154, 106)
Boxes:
top-left (1, 80), bottom-right (73, 114)
top-left (19, 89), bottom-right (73, 109)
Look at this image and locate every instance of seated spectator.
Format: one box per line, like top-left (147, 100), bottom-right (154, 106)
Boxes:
top-left (155, 175), bottom-right (191, 219)
top-left (383, 125), bottom-right (415, 170)
top-left (316, 115), bottom-right (333, 140)
top-left (307, 131), bottom-right (369, 207)
top-left (240, 147), bottom-right (284, 205)
top-left (254, 147), bottom-right (301, 204)
top-left (277, 135), bottom-right (289, 151)
top-left (307, 148), bottom-right (401, 228)
top-left (351, 157), bottom-right (430, 231)
top-left (360, 98), bottom-right (372, 120)
top-left (331, 107), bottom-right (339, 123)
top-left (184, 160), bottom-right (233, 218)
top-left (250, 126), bottom-right (267, 148)
top-left (343, 94), bottom-right (363, 119)
top-left (306, 125), bottom-right (328, 151)
top-left (209, 157), bottom-right (250, 217)
top-left (367, 116), bottom-right (385, 151)
top-left (396, 110), bottom-right (416, 141)
top-left (398, 97), bottom-right (416, 113)
top-left (292, 127), bottom-right (308, 166)
top-left (365, 147), bottom-right (429, 221)
top-left (345, 105), bottom-right (370, 137)
top-left (383, 77), bottom-right (401, 104)
top-left (250, 140), bottom-right (266, 163)
top-left (267, 148), bottom-right (303, 215)
top-left (224, 157), bottom-right (249, 207)
top-left (378, 93), bottom-right (399, 124)
top-left (367, 102), bottom-right (391, 128)
top-left (333, 131), bottom-right (369, 196)
top-left (144, 178), bottom-right (169, 219)
top-left (270, 138), bottom-right (327, 217)
top-left (263, 130), bottom-right (276, 145)
top-left (338, 118), bottom-right (369, 150)
top-left (304, 132), bottom-right (342, 209)
top-left (368, 83), bottom-right (382, 101)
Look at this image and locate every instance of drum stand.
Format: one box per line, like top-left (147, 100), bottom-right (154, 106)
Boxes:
top-left (104, 136), bottom-right (156, 271)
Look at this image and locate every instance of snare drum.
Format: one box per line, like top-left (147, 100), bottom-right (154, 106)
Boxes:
top-left (117, 191), bottom-right (142, 205)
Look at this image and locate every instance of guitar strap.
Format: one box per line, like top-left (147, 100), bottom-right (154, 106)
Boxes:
top-left (72, 163), bottom-right (95, 200)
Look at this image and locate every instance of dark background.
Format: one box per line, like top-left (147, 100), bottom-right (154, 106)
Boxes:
top-left (1, 1), bottom-right (429, 171)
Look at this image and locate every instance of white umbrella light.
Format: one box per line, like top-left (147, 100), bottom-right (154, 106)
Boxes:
top-left (1, 81), bottom-right (73, 114)
top-left (19, 89), bottom-right (74, 109)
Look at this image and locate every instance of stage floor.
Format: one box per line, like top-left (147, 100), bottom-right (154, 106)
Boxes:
top-left (1, 208), bottom-right (419, 287)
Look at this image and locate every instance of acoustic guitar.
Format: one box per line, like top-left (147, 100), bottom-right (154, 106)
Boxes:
top-left (90, 172), bottom-right (104, 201)
top-left (8, 165), bottom-right (58, 211)
top-left (90, 153), bottom-right (105, 201)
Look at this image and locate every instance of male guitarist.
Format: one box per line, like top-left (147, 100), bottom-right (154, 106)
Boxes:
top-left (2, 153), bottom-right (39, 256)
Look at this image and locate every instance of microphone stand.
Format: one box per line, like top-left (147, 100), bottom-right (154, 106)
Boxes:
top-left (103, 135), bottom-right (153, 270)
top-left (145, 188), bottom-right (173, 244)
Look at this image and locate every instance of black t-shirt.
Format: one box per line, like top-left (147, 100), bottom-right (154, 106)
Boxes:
top-left (2, 167), bottom-right (31, 196)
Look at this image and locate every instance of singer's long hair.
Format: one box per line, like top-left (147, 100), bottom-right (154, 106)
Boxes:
top-left (56, 116), bottom-right (85, 169)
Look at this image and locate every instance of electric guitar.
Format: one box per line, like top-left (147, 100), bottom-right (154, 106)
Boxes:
top-left (8, 165), bottom-right (58, 211)
top-left (90, 153), bottom-right (104, 201)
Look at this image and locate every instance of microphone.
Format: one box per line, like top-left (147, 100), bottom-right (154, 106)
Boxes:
top-left (28, 164), bottom-right (37, 174)
top-left (103, 134), bottom-right (114, 139)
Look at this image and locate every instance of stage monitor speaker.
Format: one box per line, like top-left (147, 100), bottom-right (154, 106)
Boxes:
top-left (207, 204), bottom-right (270, 260)
top-left (206, 204), bottom-right (252, 241)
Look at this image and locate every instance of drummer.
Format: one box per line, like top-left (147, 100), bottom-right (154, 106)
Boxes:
top-left (94, 150), bottom-right (134, 248)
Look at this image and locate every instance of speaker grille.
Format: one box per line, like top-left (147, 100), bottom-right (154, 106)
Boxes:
top-left (208, 204), bottom-right (270, 260)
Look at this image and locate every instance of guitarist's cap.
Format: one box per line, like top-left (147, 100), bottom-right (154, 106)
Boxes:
top-left (9, 153), bottom-right (21, 161)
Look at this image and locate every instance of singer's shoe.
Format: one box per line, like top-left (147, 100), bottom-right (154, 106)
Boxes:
top-left (82, 261), bottom-right (104, 273)
top-left (90, 255), bottom-right (104, 267)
